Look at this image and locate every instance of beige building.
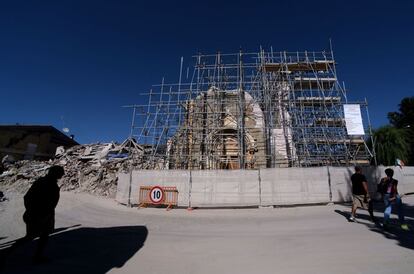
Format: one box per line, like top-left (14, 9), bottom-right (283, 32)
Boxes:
top-left (0, 125), bottom-right (78, 161)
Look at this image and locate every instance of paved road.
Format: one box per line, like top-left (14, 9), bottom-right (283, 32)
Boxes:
top-left (1, 192), bottom-right (414, 274)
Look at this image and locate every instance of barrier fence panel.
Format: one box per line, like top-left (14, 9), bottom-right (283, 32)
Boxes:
top-left (115, 172), bottom-right (132, 205)
top-left (260, 167), bottom-right (330, 206)
top-left (139, 186), bottom-right (179, 210)
top-left (400, 166), bottom-right (414, 194)
top-left (163, 186), bottom-right (179, 208)
top-left (362, 166), bottom-right (382, 199)
top-left (328, 166), bottom-right (353, 203)
top-left (190, 170), bottom-right (260, 207)
top-left (138, 186), bottom-right (152, 205)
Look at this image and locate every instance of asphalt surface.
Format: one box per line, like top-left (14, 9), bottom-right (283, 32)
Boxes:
top-left (1, 192), bottom-right (414, 274)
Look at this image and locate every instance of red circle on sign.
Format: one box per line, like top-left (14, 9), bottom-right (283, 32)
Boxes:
top-left (149, 186), bottom-right (164, 204)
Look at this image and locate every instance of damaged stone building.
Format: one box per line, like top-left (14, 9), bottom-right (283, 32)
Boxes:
top-left (167, 87), bottom-right (268, 169)
top-left (129, 49), bottom-right (373, 169)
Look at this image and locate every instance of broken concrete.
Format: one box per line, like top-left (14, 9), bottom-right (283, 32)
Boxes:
top-left (0, 139), bottom-right (144, 197)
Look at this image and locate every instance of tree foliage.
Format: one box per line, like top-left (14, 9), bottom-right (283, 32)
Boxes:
top-left (373, 126), bottom-right (409, 166)
top-left (386, 96), bottom-right (414, 164)
top-left (388, 97), bottom-right (414, 128)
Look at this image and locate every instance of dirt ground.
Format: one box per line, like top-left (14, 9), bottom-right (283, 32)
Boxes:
top-left (1, 191), bottom-right (414, 274)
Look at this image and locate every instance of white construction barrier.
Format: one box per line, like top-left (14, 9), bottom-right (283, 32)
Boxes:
top-left (115, 166), bottom-right (414, 207)
top-left (115, 172), bottom-right (131, 205)
top-left (328, 166), bottom-right (354, 203)
top-left (190, 170), bottom-right (259, 207)
top-left (260, 167), bottom-right (330, 205)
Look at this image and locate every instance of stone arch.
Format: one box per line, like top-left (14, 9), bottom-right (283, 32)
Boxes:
top-left (206, 127), bottom-right (256, 169)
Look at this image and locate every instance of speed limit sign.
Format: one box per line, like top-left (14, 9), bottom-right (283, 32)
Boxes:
top-left (149, 186), bottom-right (164, 204)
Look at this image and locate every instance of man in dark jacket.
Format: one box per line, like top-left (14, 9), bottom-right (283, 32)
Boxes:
top-left (349, 166), bottom-right (375, 222)
top-left (10, 165), bottom-right (64, 263)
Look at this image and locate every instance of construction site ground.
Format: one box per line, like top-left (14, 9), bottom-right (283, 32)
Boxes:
top-left (1, 192), bottom-right (414, 274)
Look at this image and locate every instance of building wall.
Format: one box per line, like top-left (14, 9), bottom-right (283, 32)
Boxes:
top-left (0, 126), bottom-right (77, 161)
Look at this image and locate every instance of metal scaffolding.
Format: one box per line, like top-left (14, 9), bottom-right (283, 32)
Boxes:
top-left (125, 47), bottom-right (374, 169)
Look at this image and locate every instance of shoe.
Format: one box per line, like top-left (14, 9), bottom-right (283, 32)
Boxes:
top-left (401, 224), bottom-right (409, 231)
top-left (348, 216), bottom-right (357, 222)
top-left (370, 217), bottom-right (378, 223)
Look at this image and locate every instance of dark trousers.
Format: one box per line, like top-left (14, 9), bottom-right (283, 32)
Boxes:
top-left (368, 199), bottom-right (375, 220)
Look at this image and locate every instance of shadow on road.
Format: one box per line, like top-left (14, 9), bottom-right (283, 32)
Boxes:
top-left (1, 225), bottom-right (148, 274)
top-left (335, 203), bottom-right (414, 250)
top-left (0, 225), bottom-right (81, 248)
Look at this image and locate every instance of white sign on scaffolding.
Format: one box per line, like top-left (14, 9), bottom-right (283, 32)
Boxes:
top-left (344, 104), bottom-right (365, 135)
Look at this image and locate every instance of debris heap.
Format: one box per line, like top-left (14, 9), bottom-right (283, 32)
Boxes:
top-left (0, 139), bottom-right (145, 197)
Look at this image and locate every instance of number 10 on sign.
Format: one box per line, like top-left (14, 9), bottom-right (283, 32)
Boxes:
top-left (149, 186), bottom-right (164, 204)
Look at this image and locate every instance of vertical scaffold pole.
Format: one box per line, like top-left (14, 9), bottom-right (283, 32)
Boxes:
top-left (128, 106), bottom-right (137, 207)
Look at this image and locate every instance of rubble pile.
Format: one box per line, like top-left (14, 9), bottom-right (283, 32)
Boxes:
top-left (0, 139), bottom-right (145, 197)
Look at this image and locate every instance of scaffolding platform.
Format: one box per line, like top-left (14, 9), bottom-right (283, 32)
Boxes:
top-left (263, 60), bottom-right (335, 72)
top-left (295, 96), bottom-right (342, 106)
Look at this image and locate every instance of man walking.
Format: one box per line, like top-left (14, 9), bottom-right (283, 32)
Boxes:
top-left (7, 165), bottom-right (64, 263)
top-left (349, 166), bottom-right (375, 222)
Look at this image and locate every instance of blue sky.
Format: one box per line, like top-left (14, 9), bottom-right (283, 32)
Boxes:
top-left (0, 0), bottom-right (413, 144)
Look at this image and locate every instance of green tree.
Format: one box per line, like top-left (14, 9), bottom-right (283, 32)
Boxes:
top-left (387, 96), bottom-right (414, 164)
top-left (372, 126), bottom-right (409, 166)
top-left (388, 97), bottom-right (414, 128)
